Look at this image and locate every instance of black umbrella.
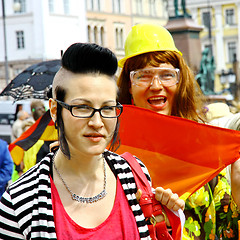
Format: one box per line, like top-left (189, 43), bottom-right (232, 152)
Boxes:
top-left (0, 59), bottom-right (61, 101)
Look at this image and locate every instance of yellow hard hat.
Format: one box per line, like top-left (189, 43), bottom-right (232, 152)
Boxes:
top-left (118, 23), bottom-right (182, 68)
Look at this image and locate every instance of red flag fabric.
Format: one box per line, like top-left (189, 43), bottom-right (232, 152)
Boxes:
top-left (116, 105), bottom-right (240, 200)
top-left (9, 105), bottom-right (240, 200)
top-left (9, 110), bottom-right (58, 165)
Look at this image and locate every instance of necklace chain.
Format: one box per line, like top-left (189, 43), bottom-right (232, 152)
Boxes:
top-left (53, 155), bottom-right (107, 204)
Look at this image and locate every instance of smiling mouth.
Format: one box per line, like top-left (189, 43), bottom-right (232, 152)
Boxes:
top-left (148, 96), bottom-right (167, 106)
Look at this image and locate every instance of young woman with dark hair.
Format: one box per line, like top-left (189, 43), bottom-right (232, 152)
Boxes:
top-left (0, 42), bottom-right (184, 239)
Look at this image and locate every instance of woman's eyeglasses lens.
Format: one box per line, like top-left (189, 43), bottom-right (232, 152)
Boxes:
top-left (55, 100), bottom-right (122, 118)
top-left (130, 68), bottom-right (179, 87)
top-left (72, 105), bottom-right (122, 118)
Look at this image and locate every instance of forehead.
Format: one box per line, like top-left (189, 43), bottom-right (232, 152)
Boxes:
top-left (145, 63), bottom-right (174, 69)
top-left (53, 68), bottom-right (117, 100)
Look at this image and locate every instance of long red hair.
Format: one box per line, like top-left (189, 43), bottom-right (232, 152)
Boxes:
top-left (118, 51), bottom-right (206, 122)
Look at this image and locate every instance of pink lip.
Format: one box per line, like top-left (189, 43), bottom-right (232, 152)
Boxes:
top-left (84, 133), bottom-right (104, 142)
top-left (147, 95), bottom-right (167, 110)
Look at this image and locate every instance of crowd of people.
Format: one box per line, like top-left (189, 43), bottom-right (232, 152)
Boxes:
top-left (0, 22), bottom-right (239, 239)
top-left (11, 100), bottom-right (48, 182)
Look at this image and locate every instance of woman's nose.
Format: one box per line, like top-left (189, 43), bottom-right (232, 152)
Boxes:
top-left (150, 76), bottom-right (163, 90)
top-left (88, 111), bottom-right (104, 128)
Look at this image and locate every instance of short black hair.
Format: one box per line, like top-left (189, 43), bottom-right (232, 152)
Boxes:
top-left (61, 43), bottom-right (117, 75)
top-left (55, 43), bottom-right (120, 159)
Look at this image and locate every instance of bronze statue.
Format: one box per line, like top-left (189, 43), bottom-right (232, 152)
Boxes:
top-left (196, 48), bottom-right (216, 95)
top-left (174, 0), bottom-right (188, 17)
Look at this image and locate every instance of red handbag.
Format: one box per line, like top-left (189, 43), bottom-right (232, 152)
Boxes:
top-left (121, 152), bottom-right (182, 240)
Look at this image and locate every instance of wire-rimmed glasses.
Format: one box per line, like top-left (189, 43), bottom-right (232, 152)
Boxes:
top-left (130, 67), bottom-right (180, 87)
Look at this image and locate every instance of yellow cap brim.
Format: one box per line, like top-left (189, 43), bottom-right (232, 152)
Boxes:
top-left (118, 49), bottom-right (182, 68)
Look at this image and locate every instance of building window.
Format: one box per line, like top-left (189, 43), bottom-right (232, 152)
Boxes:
top-left (228, 42), bottom-right (237, 63)
top-left (119, 29), bottom-right (123, 48)
top-left (136, 0), bottom-right (142, 15)
top-left (16, 31), bottom-right (25, 49)
top-left (14, 0), bottom-right (26, 13)
top-left (113, 0), bottom-right (121, 13)
top-left (225, 9), bottom-right (235, 25)
top-left (94, 26), bottom-right (98, 43)
top-left (15, 68), bottom-right (22, 75)
top-left (115, 29), bottom-right (119, 48)
top-left (149, 0), bottom-right (156, 16)
top-left (115, 27), bottom-right (123, 49)
top-left (96, 0), bottom-right (101, 10)
top-left (63, 0), bottom-right (70, 14)
top-left (88, 24), bottom-right (104, 45)
top-left (87, 25), bottom-right (91, 42)
top-left (100, 27), bottom-right (104, 46)
top-left (49, 0), bottom-right (54, 13)
top-left (86, 0), bottom-right (93, 10)
top-left (202, 11), bottom-right (211, 29)
top-left (86, 0), bottom-right (101, 11)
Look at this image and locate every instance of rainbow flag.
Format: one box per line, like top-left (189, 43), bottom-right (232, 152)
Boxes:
top-left (116, 105), bottom-right (240, 200)
top-left (9, 105), bottom-right (240, 200)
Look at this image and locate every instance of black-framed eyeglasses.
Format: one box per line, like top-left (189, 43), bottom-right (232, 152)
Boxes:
top-left (55, 99), bottom-right (123, 118)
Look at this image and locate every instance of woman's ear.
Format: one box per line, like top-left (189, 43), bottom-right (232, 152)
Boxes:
top-left (49, 98), bottom-right (57, 122)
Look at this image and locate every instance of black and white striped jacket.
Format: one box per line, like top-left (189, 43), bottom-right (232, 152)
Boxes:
top-left (0, 150), bottom-right (151, 239)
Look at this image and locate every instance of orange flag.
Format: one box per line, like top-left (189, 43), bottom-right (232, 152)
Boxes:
top-left (116, 105), bottom-right (240, 200)
top-left (9, 105), bottom-right (240, 200)
top-left (9, 110), bottom-right (58, 165)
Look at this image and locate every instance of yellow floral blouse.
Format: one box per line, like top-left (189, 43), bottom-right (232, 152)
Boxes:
top-left (182, 169), bottom-right (240, 239)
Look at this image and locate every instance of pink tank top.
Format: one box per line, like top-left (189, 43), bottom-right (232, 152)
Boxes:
top-left (51, 176), bottom-right (140, 240)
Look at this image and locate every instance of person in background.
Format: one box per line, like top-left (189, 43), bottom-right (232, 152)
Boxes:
top-left (226, 113), bottom-right (240, 208)
top-left (12, 101), bottom-right (50, 181)
top-left (11, 110), bottom-right (29, 142)
top-left (13, 104), bottom-right (23, 121)
top-left (207, 110), bottom-right (240, 232)
top-left (205, 102), bottom-right (233, 127)
top-left (11, 101), bottom-right (46, 180)
top-left (11, 118), bottom-right (40, 182)
top-left (118, 23), bottom-right (240, 239)
top-left (0, 42), bottom-right (184, 239)
top-left (21, 118), bottom-right (36, 133)
top-left (30, 99), bottom-right (46, 121)
top-left (21, 118), bottom-right (46, 173)
top-left (30, 99), bottom-right (52, 163)
top-left (0, 139), bottom-right (13, 198)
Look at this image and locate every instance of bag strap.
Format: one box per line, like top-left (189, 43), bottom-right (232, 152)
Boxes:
top-left (121, 152), bottom-right (152, 194)
top-left (121, 152), bottom-right (182, 240)
top-left (121, 152), bottom-right (173, 240)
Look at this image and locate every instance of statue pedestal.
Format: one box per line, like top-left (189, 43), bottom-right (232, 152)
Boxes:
top-left (165, 17), bottom-right (203, 72)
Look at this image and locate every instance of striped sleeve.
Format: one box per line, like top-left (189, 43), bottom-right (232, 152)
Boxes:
top-left (0, 153), bottom-right (57, 239)
top-left (0, 190), bottom-right (25, 239)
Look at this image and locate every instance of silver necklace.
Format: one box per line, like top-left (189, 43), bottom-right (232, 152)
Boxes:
top-left (53, 156), bottom-right (107, 204)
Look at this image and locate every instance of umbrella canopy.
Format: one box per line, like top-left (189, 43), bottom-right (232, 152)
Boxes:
top-left (0, 59), bottom-right (61, 101)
